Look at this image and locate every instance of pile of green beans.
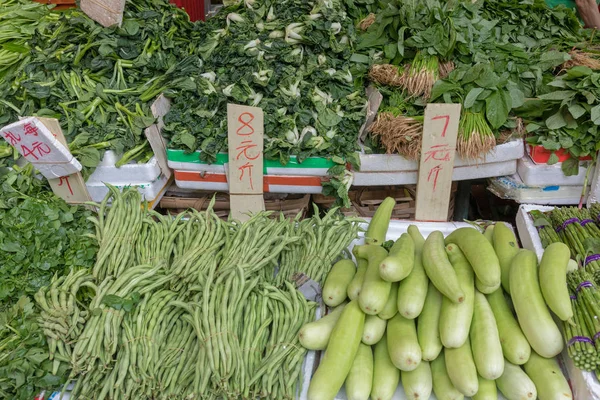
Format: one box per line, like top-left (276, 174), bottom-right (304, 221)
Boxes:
top-left (278, 205), bottom-right (363, 285)
top-left (34, 269), bottom-right (96, 374)
top-left (38, 188), bottom-right (360, 399)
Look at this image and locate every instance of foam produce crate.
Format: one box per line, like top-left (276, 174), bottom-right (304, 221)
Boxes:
top-left (86, 151), bottom-right (171, 204)
top-left (489, 174), bottom-right (587, 205)
top-left (173, 170), bottom-right (325, 194)
top-left (517, 155), bottom-right (593, 187)
top-left (300, 219), bottom-right (512, 400)
top-left (167, 149), bottom-right (335, 176)
top-left (358, 139), bottom-right (524, 172)
top-left (516, 204), bottom-right (600, 400)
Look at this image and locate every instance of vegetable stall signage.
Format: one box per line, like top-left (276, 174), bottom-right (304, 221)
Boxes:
top-left (415, 104), bottom-right (461, 222)
top-left (226, 103), bottom-right (265, 221)
top-left (0, 117), bottom-right (82, 180)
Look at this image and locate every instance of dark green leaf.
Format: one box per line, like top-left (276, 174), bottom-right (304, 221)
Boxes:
top-left (464, 88), bottom-right (484, 109)
top-left (545, 111), bottom-right (567, 130)
top-left (547, 152), bottom-right (559, 165)
top-left (562, 157), bottom-right (580, 176)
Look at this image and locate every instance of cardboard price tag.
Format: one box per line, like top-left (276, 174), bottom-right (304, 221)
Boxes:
top-left (415, 104), bottom-right (461, 222)
top-left (80, 0), bottom-right (125, 28)
top-left (227, 103), bottom-right (265, 221)
top-left (0, 117), bottom-right (82, 179)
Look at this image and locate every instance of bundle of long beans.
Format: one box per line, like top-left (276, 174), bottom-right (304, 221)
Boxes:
top-left (37, 188), bottom-right (359, 399)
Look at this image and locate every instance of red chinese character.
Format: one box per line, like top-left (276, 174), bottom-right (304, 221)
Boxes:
top-left (428, 164), bottom-right (443, 191)
top-left (236, 140), bottom-right (260, 161)
top-left (3, 131), bottom-right (21, 146)
top-left (23, 123), bottom-right (39, 136)
top-left (58, 176), bottom-right (74, 196)
top-left (424, 144), bottom-right (451, 162)
top-left (238, 162), bottom-right (255, 190)
top-left (21, 141), bottom-right (51, 161)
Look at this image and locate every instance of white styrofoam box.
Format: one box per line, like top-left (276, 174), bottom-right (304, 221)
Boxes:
top-left (516, 204), bottom-right (600, 400)
top-left (358, 139), bottom-right (524, 172)
top-left (86, 173), bottom-right (170, 203)
top-left (89, 151), bottom-right (162, 183)
top-left (489, 175), bottom-right (587, 205)
top-left (0, 117), bottom-right (82, 179)
top-left (518, 155), bottom-right (593, 187)
top-left (300, 219), bottom-right (478, 400)
top-left (353, 160), bottom-right (517, 186)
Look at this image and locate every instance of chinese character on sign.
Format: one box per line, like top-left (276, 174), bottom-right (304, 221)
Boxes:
top-left (3, 131), bottom-right (21, 146)
top-left (238, 162), bottom-right (256, 190)
top-left (236, 140), bottom-right (260, 160)
top-left (427, 164), bottom-right (443, 191)
top-left (424, 144), bottom-right (451, 162)
top-left (21, 141), bottom-right (52, 161)
top-left (58, 176), bottom-right (74, 196)
top-left (23, 123), bottom-right (39, 136)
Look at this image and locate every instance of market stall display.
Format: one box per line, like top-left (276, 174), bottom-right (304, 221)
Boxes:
top-left (299, 203), bottom-right (573, 400)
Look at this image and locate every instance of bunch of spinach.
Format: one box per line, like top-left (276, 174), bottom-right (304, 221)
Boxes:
top-left (0, 296), bottom-right (70, 400)
top-left (0, 165), bottom-right (97, 307)
top-left (518, 66), bottom-right (600, 174)
top-left (0, 0), bottom-right (203, 174)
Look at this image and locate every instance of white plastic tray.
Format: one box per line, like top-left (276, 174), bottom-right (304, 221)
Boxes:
top-left (489, 174), bottom-right (587, 205)
top-left (516, 204), bottom-right (600, 400)
top-left (358, 139), bottom-right (524, 173)
top-left (517, 155), bottom-right (593, 187)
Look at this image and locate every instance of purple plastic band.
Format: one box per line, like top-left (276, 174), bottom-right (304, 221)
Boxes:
top-left (581, 219), bottom-right (595, 226)
top-left (568, 336), bottom-right (594, 346)
top-left (570, 295), bottom-right (577, 300)
top-left (593, 332), bottom-right (600, 342)
top-left (562, 218), bottom-right (580, 230)
top-left (555, 225), bottom-right (563, 233)
top-left (577, 281), bottom-right (595, 291)
top-left (585, 254), bottom-right (600, 265)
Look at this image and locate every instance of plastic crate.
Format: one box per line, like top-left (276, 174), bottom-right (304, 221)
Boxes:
top-left (529, 144), bottom-right (593, 164)
top-left (170, 0), bottom-right (206, 21)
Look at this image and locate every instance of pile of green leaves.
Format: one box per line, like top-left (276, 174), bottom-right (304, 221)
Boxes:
top-left (0, 296), bottom-right (70, 399)
top-left (162, 0), bottom-right (368, 165)
top-left (518, 66), bottom-right (600, 175)
top-left (0, 165), bottom-right (97, 307)
top-left (0, 0), bottom-right (202, 174)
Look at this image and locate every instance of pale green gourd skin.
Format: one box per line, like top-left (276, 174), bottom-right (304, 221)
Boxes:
top-left (298, 303), bottom-right (346, 350)
top-left (422, 231), bottom-right (465, 304)
top-left (378, 282), bottom-right (399, 320)
top-left (307, 300), bottom-right (365, 400)
top-left (483, 225), bottom-right (495, 244)
top-left (401, 360), bottom-right (432, 400)
top-left (365, 197), bottom-right (396, 246)
top-left (362, 314), bottom-right (387, 345)
top-left (445, 337), bottom-right (479, 397)
top-left (371, 333), bottom-right (400, 400)
top-left (496, 359), bottom-right (537, 400)
top-left (322, 259), bottom-right (356, 307)
top-left (486, 288), bottom-right (531, 365)
top-left (470, 291), bottom-right (504, 380)
top-left (347, 258), bottom-right (368, 300)
top-left (355, 245), bottom-right (390, 315)
top-left (379, 233), bottom-right (415, 282)
top-left (397, 226), bottom-right (429, 319)
top-left (440, 244), bottom-right (474, 349)
top-left (509, 249), bottom-right (564, 358)
top-left (417, 282), bottom-right (443, 361)
top-left (523, 351), bottom-right (572, 400)
top-left (539, 242), bottom-right (573, 321)
top-left (445, 227), bottom-right (501, 289)
top-left (387, 313), bottom-right (422, 372)
top-left (472, 376), bottom-right (497, 400)
top-left (345, 343), bottom-right (373, 400)
top-left (493, 222), bottom-right (520, 294)
top-left (431, 353), bottom-right (464, 400)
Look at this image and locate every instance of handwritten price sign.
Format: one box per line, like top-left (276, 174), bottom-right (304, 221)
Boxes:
top-left (0, 117), bottom-right (82, 179)
top-left (415, 104), bottom-right (461, 221)
top-left (227, 104), bottom-right (265, 220)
